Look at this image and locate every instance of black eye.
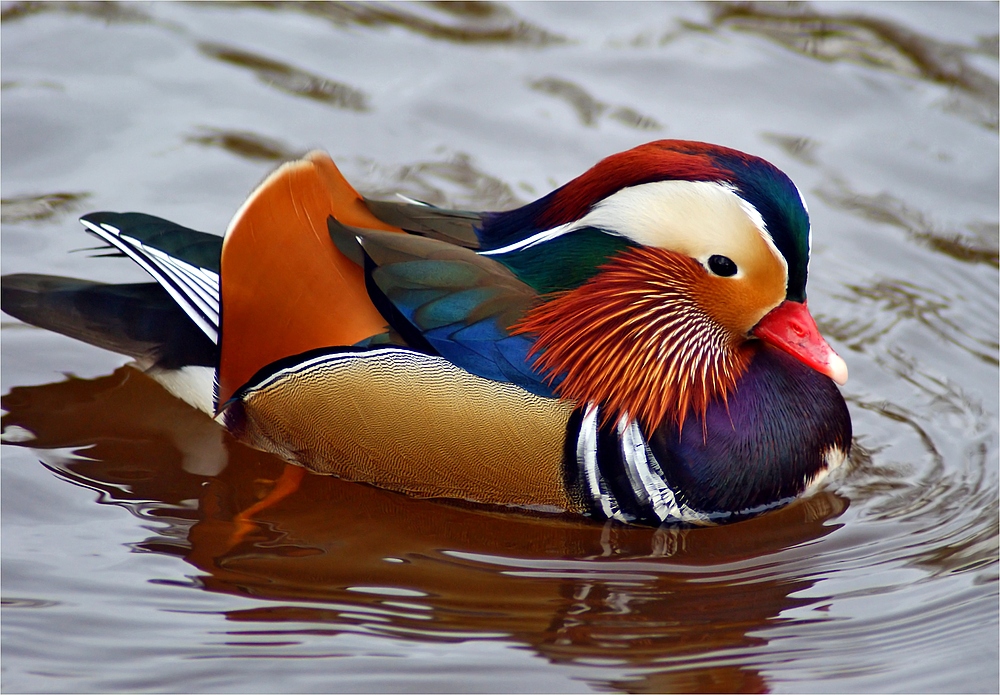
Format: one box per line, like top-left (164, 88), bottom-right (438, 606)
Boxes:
top-left (708, 255), bottom-right (738, 277)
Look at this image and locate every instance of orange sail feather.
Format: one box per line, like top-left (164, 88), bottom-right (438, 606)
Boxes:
top-left (218, 152), bottom-right (403, 406)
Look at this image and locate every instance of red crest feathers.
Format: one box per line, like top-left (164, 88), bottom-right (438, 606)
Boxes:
top-left (538, 140), bottom-right (738, 230)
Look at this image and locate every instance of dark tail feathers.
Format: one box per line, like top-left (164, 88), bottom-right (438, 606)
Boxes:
top-left (2, 274), bottom-right (217, 370)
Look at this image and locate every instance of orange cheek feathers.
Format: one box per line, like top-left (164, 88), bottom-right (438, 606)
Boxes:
top-left (513, 248), bottom-right (750, 431)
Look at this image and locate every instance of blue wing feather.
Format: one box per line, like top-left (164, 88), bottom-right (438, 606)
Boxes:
top-left (353, 230), bottom-right (555, 395)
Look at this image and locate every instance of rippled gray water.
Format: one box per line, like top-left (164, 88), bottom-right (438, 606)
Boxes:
top-left (2, 2), bottom-right (997, 693)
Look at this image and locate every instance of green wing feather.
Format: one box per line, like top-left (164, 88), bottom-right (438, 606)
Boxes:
top-left (82, 212), bottom-right (222, 271)
top-left (492, 227), bottom-right (635, 294)
top-left (328, 218), bottom-right (552, 394)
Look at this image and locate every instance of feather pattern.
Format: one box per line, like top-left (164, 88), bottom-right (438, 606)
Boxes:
top-left (345, 227), bottom-right (556, 395)
top-left (80, 215), bottom-right (221, 344)
top-left (362, 198), bottom-right (482, 249)
top-left (514, 247), bottom-right (751, 431)
top-left (478, 140), bottom-right (811, 300)
top-left (81, 212), bottom-right (223, 271)
top-left (0, 143), bottom-right (850, 526)
top-left (0, 274), bottom-right (216, 369)
top-left (648, 343), bottom-right (851, 513)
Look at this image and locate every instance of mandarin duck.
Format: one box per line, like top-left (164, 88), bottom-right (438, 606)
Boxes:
top-left (1, 140), bottom-right (851, 526)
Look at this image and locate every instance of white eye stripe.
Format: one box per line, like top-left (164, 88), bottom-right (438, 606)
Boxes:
top-left (481, 180), bottom-right (780, 266)
top-left (479, 179), bottom-right (794, 301)
top-left (728, 185), bottom-right (768, 235)
top-left (718, 183), bottom-right (789, 283)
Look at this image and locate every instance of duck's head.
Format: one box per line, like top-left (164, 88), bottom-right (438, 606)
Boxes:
top-left (482, 140), bottom-right (847, 430)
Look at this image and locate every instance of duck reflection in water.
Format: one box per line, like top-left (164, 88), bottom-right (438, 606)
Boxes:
top-left (3, 366), bottom-right (847, 693)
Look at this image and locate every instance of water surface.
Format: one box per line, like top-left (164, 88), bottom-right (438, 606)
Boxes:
top-left (2, 2), bottom-right (998, 692)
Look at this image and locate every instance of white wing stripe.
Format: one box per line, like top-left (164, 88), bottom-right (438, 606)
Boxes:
top-left (139, 245), bottom-right (220, 313)
top-left (130, 245), bottom-right (219, 323)
top-left (477, 220), bottom-right (577, 256)
top-left (121, 235), bottom-right (220, 300)
top-left (160, 263), bottom-right (220, 325)
top-left (141, 243), bottom-right (220, 300)
top-left (82, 220), bottom-right (219, 343)
top-left (116, 236), bottom-right (220, 324)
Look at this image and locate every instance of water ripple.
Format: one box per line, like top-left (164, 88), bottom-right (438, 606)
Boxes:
top-left (711, 2), bottom-right (1000, 130)
top-left (198, 42), bottom-right (369, 110)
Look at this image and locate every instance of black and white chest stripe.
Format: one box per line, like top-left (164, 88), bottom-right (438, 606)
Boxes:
top-left (570, 404), bottom-right (711, 526)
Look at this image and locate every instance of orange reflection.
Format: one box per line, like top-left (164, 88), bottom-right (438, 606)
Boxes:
top-left (2, 367), bottom-right (848, 694)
